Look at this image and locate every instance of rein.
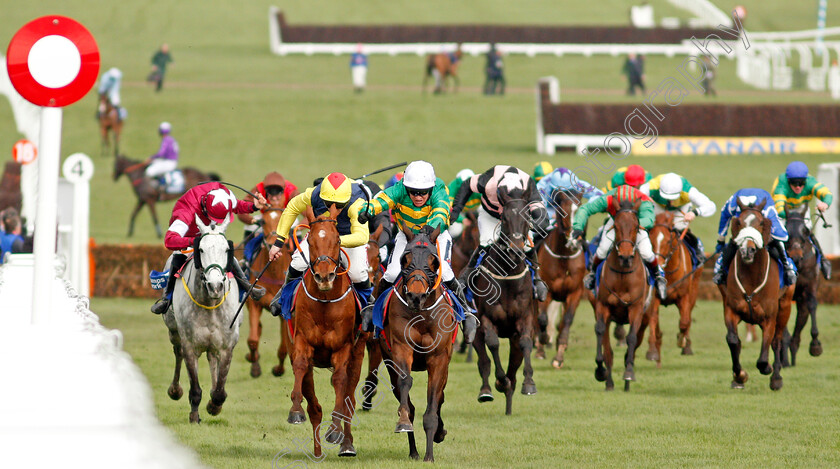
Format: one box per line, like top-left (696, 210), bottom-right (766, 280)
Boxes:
top-left (300, 270), bottom-right (354, 303)
top-left (733, 249), bottom-right (771, 315)
top-left (180, 275), bottom-right (230, 310)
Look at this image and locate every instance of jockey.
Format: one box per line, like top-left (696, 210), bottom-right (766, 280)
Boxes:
top-left (640, 172), bottom-right (716, 265)
top-left (385, 171), bottom-right (404, 189)
top-left (447, 169), bottom-right (481, 238)
top-left (356, 161), bottom-right (477, 342)
top-left (97, 67), bottom-right (126, 121)
top-left (360, 179), bottom-right (395, 265)
top-left (450, 165), bottom-right (550, 302)
top-left (533, 161), bottom-right (553, 183)
top-left (771, 161), bottom-right (833, 279)
top-left (537, 167), bottom-right (604, 229)
top-left (151, 182), bottom-right (268, 314)
top-left (267, 173), bottom-right (372, 312)
top-left (237, 171), bottom-right (300, 267)
top-left (572, 185), bottom-right (668, 300)
top-left (713, 188), bottom-right (797, 286)
top-left (603, 164), bottom-right (651, 191)
top-left (145, 122), bottom-right (179, 183)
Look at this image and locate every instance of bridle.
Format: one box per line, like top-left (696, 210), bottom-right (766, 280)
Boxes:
top-left (611, 208), bottom-right (640, 272)
top-left (293, 218), bottom-right (349, 277)
top-left (651, 222), bottom-right (680, 274)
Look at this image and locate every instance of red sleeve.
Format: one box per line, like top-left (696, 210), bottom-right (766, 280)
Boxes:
top-left (234, 200), bottom-right (256, 214)
top-left (284, 182), bottom-right (299, 208)
top-left (164, 230), bottom-right (193, 251)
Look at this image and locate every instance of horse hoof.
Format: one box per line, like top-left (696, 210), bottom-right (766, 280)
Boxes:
top-left (770, 377), bottom-right (783, 391)
top-left (325, 427), bottom-right (344, 444)
top-left (494, 378), bottom-right (510, 393)
top-left (623, 370), bottom-right (635, 382)
top-left (207, 401), bottom-right (223, 416)
top-left (551, 358), bottom-right (564, 369)
top-left (535, 349), bottom-right (546, 360)
top-left (521, 382), bottom-right (537, 395)
top-left (676, 333), bottom-right (687, 349)
top-left (605, 382), bottom-right (614, 392)
top-left (338, 443), bottom-right (356, 457)
top-left (731, 380), bottom-right (745, 389)
top-left (681, 345), bottom-right (694, 356)
top-left (287, 410), bottom-right (306, 424)
top-left (189, 412), bottom-right (201, 424)
top-left (595, 367), bottom-right (608, 382)
top-left (646, 350), bottom-right (660, 362)
top-left (271, 365), bottom-right (285, 377)
top-left (810, 342), bottom-right (823, 357)
top-left (250, 362), bottom-right (262, 378)
top-left (477, 392), bottom-right (494, 403)
top-left (757, 361), bottom-right (772, 376)
top-left (395, 423), bottom-right (414, 433)
top-left (244, 351), bottom-right (259, 363)
top-left (410, 452), bottom-right (420, 460)
top-left (734, 370), bottom-right (749, 384)
top-left (434, 427), bottom-right (447, 443)
top-left (167, 385), bottom-right (183, 401)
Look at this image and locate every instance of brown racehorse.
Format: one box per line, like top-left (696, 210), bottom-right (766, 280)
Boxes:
top-left (450, 210), bottom-right (478, 277)
top-left (423, 47), bottom-right (462, 94)
top-left (243, 207), bottom-right (293, 378)
top-left (718, 199), bottom-right (794, 390)
top-left (283, 206), bottom-right (367, 458)
top-left (360, 223), bottom-right (386, 411)
top-left (591, 198), bottom-right (659, 391)
top-left (649, 211), bottom-right (701, 357)
top-left (113, 154), bottom-right (220, 238)
top-left (377, 226), bottom-right (454, 462)
top-left (97, 94), bottom-right (122, 157)
top-left (536, 189), bottom-right (587, 369)
top-left (468, 197), bottom-right (539, 415)
top-left (780, 205), bottom-right (822, 366)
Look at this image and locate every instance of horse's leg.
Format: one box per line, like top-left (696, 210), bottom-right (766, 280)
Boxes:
top-left (603, 316), bottom-right (615, 391)
top-left (423, 353), bottom-right (450, 462)
top-left (518, 330), bottom-right (537, 396)
top-left (182, 345), bottom-right (202, 423)
top-left (472, 325), bottom-right (494, 402)
top-left (206, 350), bottom-right (220, 393)
top-left (675, 292), bottom-right (694, 355)
top-left (484, 324), bottom-right (510, 397)
top-left (337, 334), bottom-right (367, 457)
top-left (245, 300), bottom-right (262, 378)
top-left (624, 303), bottom-right (646, 390)
top-left (362, 340), bottom-right (382, 410)
top-left (207, 347), bottom-right (233, 416)
top-left (114, 126), bottom-right (121, 157)
top-left (594, 302), bottom-right (610, 387)
top-left (147, 200), bottom-right (163, 238)
top-left (535, 299), bottom-right (550, 360)
top-left (288, 341), bottom-right (312, 424)
top-left (127, 199), bottom-right (145, 238)
top-left (756, 313), bottom-right (775, 376)
top-left (554, 289), bottom-right (582, 369)
top-left (167, 328), bottom-right (184, 400)
top-left (388, 346), bottom-right (418, 459)
top-left (807, 290), bottom-right (822, 357)
top-left (301, 368), bottom-right (324, 459)
top-left (326, 344), bottom-right (353, 446)
top-left (788, 293), bottom-right (809, 366)
top-left (645, 304), bottom-right (662, 366)
top-left (724, 306), bottom-right (747, 388)
top-left (453, 73), bottom-right (460, 94)
top-left (272, 318), bottom-right (288, 377)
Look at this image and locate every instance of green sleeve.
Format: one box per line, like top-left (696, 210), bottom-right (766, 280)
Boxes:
top-left (573, 196), bottom-right (607, 231)
top-left (427, 180), bottom-right (451, 230)
top-left (638, 200), bottom-right (655, 229)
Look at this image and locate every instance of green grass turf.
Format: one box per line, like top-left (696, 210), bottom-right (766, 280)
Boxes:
top-left (95, 296), bottom-right (840, 468)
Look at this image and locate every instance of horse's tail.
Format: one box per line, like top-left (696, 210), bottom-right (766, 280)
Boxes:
top-left (425, 55), bottom-right (435, 77)
top-left (207, 172), bottom-right (221, 182)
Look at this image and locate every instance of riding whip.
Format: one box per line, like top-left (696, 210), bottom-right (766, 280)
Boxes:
top-left (816, 211), bottom-right (833, 229)
top-left (197, 180), bottom-right (259, 200)
top-left (354, 162), bottom-right (407, 180)
top-left (229, 258), bottom-right (274, 329)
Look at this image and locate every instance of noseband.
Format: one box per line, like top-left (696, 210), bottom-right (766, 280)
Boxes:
top-left (294, 218), bottom-right (348, 277)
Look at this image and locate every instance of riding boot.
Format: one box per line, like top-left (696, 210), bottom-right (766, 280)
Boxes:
top-left (769, 239), bottom-right (798, 286)
top-left (811, 234), bottom-right (832, 280)
top-left (682, 230), bottom-right (706, 265)
top-left (361, 277), bottom-right (394, 333)
top-left (151, 253), bottom-right (187, 315)
top-left (525, 249), bottom-right (548, 302)
top-left (713, 241), bottom-right (737, 285)
top-left (645, 258), bottom-right (668, 300)
top-left (584, 255), bottom-right (603, 291)
top-left (230, 259), bottom-right (266, 300)
top-left (444, 278), bottom-right (477, 344)
top-left (269, 266), bottom-right (303, 317)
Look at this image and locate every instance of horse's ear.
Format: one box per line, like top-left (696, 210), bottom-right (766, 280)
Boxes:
top-left (400, 251), bottom-right (412, 270)
top-left (611, 196), bottom-right (620, 212)
top-left (372, 223), bottom-right (384, 241)
top-left (219, 217), bottom-right (231, 234)
top-left (736, 198), bottom-right (747, 213)
top-left (429, 226), bottom-right (441, 243)
top-left (328, 203), bottom-right (340, 220)
top-left (755, 198), bottom-right (767, 211)
top-left (402, 224), bottom-right (415, 242)
top-left (731, 217), bottom-right (743, 238)
top-left (195, 214), bottom-right (208, 233)
top-left (760, 218), bottom-right (772, 246)
top-left (632, 198), bottom-right (642, 212)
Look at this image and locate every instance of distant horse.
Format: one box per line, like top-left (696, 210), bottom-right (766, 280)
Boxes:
top-left (283, 206), bottom-right (367, 458)
top-left (589, 198), bottom-right (659, 391)
top-left (163, 217), bottom-right (240, 423)
top-left (536, 189), bottom-right (587, 369)
top-left (781, 204), bottom-right (822, 366)
top-left (113, 154), bottom-right (220, 238)
top-left (97, 94), bottom-right (122, 157)
top-left (243, 208), bottom-right (293, 378)
top-left (377, 226), bottom-right (455, 462)
top-left (649, 211), bottom-right (701, 357)
top-left (423, 47), bottom-right (462, 94)
top-left (718, 199), bottom-right (794, 390)
top-left (470, 197), bottom-right (539, 415)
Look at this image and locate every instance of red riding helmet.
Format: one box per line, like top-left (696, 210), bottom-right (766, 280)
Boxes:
top-left (624, 164), bottom-right (646, 187)
top-left (201, 187), bottom-right (235, 223)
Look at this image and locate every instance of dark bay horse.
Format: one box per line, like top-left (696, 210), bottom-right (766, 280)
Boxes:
top-left (718, 199), bottom-right (794, 390)
top-left (377, 226), bottom-right (455, 462)
top-left (283, 207), bottom-right (367, 458)
top-left (781, 204), bottom-right (822, 366)
top-left (361, 223), bottom-right (387, 411)
top-left (113, 154), bottom-right (220, 238)
top-left (423, 47), bottom-right (462, 94)
top-left (451, 210), bottom-right (479, 278)
top-left (649, 211), bottom-right (701, 357)
top-left (590, 198), bottom-right (659, 391)
top-left (535, 189), bottom-right (587, 369)
top-left (468, 198), bottom-right (538, 414)
top-left (97, 95), bottom-right (122, 157)
top-left (244, 208), bottom-right (292, 378)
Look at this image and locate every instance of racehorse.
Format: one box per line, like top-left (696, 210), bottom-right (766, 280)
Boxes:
top-left (589, 198), bottom-right (659, 391)
top-left (163, 217), bottom-right (240, 423)
top-left (113, 154), bottom-right (220, 238)
top-left (535, 189), bottom-right (587, 369)
top-left (469, 197), bottom-right (539, 414)
top-left (451, 210), bottom-right (479, 277)
top-left (649, 212), bottom-right (701, 357)
top-left (360, 223), bottom-right (387, 411)
top-left (780, 204), bottom-right (822, 366)
top-left (243, 207), bottom-right (292, 378)
top-left (717, 199), bottom-right (794, 390)
top-left (97, 94), bottom-right (122, 157)
top-left (377, 226), bottom-right (455, 462)
top-left (283, 206), bottom-right (367, 458)
top-left (423, 47), bottom-right (462, 94)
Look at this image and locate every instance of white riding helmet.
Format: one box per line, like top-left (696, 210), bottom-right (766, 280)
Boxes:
top-left (455, 168), bottom-right (475, 181)
top-left (108, 67), bottom-right (122, 78)
top-left (659, 173), bottom-right (683, 200)
top-left (159, 121), bottom-right (172, 134)
top-left (403, 160), bottom-right (436, 190)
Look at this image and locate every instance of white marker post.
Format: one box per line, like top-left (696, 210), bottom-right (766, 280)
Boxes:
top-left (62, 153), bottom-right (93, 297)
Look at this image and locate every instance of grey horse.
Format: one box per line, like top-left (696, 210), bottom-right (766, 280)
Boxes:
top-left (163, 215), bottom-right (241, 423)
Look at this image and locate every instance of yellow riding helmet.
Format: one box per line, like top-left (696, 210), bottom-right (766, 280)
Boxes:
top-left (533, 161), bottom-right (553, 181)
top-left (320, 172), bottom-right (353, 204)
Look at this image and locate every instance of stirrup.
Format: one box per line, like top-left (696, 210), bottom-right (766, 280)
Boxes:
top-left (534, 279), bottom-right (548, 302)
top-left (655, 277), bottom-right (667, 300)
top-left (360, 304), bottom-right (374, 333)
top-left (712, 270), bottom-right (727, 285)
top-left (583, 272), bottom-right (596, 290)
top-left (151, 298), bottom-right (171, 315)
top-left (821, 259), bottom-right (832, 280)
top-left (462, 312), bottom-right (479, 344)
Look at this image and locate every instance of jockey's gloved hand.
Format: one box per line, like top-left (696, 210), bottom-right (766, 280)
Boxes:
top-left (419, 225), bottom-right (435, 236)
top-left (570, 229), bottom-right (585, 241)
top-left (255, 218), bottom-right (265, 228)
top-left (715, 240), bottom-right (725, 254)
top-left (357, 208), bottom-right (371, 224)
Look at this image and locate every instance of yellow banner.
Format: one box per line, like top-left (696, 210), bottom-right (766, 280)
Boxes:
top-left (632, 137), bottom-right (840, 156)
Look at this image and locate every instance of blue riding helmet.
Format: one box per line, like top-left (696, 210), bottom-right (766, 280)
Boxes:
top-left (785, 161), bottom-right (808, 179)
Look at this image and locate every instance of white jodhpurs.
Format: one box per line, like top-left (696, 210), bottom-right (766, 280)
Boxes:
top-left (595, 218), bottom-right (655, 263)
top-left (384, 229), bottom-right (454, 283)
top-left (145, 159), bottom-right (177, 179)
top-left (290, 237), bottom-right (369, 283)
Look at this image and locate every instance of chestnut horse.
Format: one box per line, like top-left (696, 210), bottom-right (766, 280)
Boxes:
top-left (243, 207), bottom-right (292, 378)
top-left (360, 223), bottom-right (387, 411)
top-left (649, 211), bottom-right (701, 357)
top-left (718, 199), bottom-right (794, 390)
top-left (113, 154), bottom-right (220, 238)
top-left (780, 205), bottom-right (822, 366)
top-left (536, 189), bottom-right (587, 369)
top-left (423, 47), bottom-right (462, 94)
top-left (450, 209), bottom-right (478, 358)
top-left (283, 207), bottom-right (367, 458)
top-left (589, 198), bottom-right (659, 391)
top-left (468, 198), bottom-right (539, 414)
top-left (97, 94), bottom-right (122, 157)
top-left (377, 226), bottom-right (455, 462)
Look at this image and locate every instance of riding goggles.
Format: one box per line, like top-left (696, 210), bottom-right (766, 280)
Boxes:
top-left (789, 178), bottom-right (806, 187)
top-left (265, 185), bottom-right (285, 196)
top-left (407, 188), bottom-right (432, 197)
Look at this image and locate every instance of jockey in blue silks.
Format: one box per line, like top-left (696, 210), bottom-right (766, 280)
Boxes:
top-left (536, 167), bottom-right (604, 228)
top-left (713, 188), bottom-right (797, 286)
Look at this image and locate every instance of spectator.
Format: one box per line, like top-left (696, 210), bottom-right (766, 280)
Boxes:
top-left (483, 43), bottom-right (505, 95)
top-left (350, 43), bottom-right (368, 93)
top-left (701, 54), bottom-right (717, 97)
top-left (0, 208), bottom-right (24, 263)
top-left (622, 53), bottom-right (646, 95)
top-left (147, 44), bottom-right (173, 92)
